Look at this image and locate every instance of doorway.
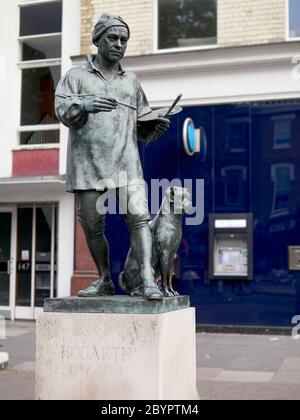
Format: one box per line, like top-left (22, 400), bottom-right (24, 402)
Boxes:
top-left (15, 205), bottom-right (58, 319)
top-left (0, 208), bottom-right (17, 319)
top-left (0, 204), bottom-right (57, 320)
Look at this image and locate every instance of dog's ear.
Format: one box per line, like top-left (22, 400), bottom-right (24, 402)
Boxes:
top-left (183, 188), bottom-right (191, 200)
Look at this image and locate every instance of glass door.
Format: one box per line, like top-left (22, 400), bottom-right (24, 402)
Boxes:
top-left (15, 204), bottom-right (57, 320)
top-left (0, 208), bottom-right (17, 319)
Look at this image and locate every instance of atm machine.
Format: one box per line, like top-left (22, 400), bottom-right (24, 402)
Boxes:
top-left (209, 214), bottom-right (253, 281)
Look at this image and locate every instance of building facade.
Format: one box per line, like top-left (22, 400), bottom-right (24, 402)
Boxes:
top-left (1, 0), bottom-right (300, 326)
top-left (0, 0), bottom-right (81, 320)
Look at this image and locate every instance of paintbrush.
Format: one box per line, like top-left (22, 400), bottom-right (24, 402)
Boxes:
top-left (145, 93), bottom-right (182, 145)
top-left (56, 93), bottom-right (137, 110)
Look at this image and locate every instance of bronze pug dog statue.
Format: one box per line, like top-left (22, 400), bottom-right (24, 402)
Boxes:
top-left (119, 187), bottom-right (192, 297)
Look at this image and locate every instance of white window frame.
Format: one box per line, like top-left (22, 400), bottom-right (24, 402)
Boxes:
top-left (17, 0), bottom-right (62, 148)
top-left (286, 0), bottom-right (300, 41)
top-left (154, 0), bottom-right (218, 54)
top-left (272, 114), bottom-right (294, 150)
top-left (271, 163), bottom-right (295, 217)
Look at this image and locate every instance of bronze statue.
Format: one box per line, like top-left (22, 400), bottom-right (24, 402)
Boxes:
top-left (55, 13), bottom-right (171, 300)
top-left (119, 187), bottom-right (192, 297)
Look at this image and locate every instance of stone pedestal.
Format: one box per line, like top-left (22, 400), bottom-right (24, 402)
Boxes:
top-left (0, 316), bottom-right (6, 340)
top-left (36, 296), bottom-right (198, 400)
top-left (0, 352), bottom-right (9, 370)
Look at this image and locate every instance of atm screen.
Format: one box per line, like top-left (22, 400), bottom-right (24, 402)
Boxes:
top-left (220, 249), bottom-right (241, 264)
top-left (214, 237), bottom-right (248, 277)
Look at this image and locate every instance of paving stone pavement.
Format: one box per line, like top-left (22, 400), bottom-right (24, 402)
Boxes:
top-left (196, 332), bottom-right (300, 400)
top-left (0, 321), bottom-right (36, 400)
top-left (0, 321), bottom-right (300, 400)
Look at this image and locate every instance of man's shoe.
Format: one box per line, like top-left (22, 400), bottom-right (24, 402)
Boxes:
top-left (78, 277), bottom-right (115, 297)
top-left (142, 280), bottom-right (163, 301)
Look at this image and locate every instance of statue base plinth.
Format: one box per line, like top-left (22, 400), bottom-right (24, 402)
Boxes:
top-left (0, 352), bottom-right (8, 370)
top-left (36, 296), bottom-right (198, 400)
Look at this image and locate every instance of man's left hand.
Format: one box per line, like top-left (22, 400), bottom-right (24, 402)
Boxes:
top-left (154, 117), bottom-right (170, 135)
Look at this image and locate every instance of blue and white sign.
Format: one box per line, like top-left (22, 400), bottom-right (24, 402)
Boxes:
top-left (183, 118), bottom-right (207, 161)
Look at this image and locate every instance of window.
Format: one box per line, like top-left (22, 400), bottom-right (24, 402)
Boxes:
top-left (225, 117), bottom-right (249, 152)
top-left (271, 164), bottom-right (295, 215)
top-left (288, 0), bottom-right (300, 39)
top-left (157, 0), bottom-right (217, 51)
top-left (221, 166), bottom-right (247, 207)
top-left (20, 2), bottom-right (62, 36)
top-left (272, 115), bottom-right (294, 149)
top-left (18, 1), bottom-right (62, 145)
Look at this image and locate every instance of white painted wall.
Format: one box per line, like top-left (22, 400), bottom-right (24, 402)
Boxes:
top-left (57, 192), bottom-right (75, 297)
top-left (120, 42), bottom-right (300, 107)
top-left (57, 0), bottom-right (80, 297)
top-left (0, 0), bottom-right (19, 178)
top-left (59, 0), bottom-right (81, 175)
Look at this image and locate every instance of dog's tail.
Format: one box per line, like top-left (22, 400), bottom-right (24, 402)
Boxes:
top-left (118, 271), bottom-right (130, 294)
top-left (118, 271), bottom-right (144, 297)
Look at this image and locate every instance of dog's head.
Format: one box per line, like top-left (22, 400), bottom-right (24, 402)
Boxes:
top-left (163, 186), bottom-right (192, 215)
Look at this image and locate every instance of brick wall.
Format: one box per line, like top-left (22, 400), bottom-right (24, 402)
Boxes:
top-left (81, 0), bottom-right (96, 55)
top-left (81, 0), bottom-right (154, 56)
top-left (218, 0), bottom-right (286, 47)
top-left (80, 0), bottom-right (287, 56)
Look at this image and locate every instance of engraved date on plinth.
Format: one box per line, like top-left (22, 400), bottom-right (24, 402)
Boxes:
top-left (51, 344), bottom-right (135, 378)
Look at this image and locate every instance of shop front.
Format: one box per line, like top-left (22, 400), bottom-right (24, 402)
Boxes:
top-left (0, 178), bottom-right (74, 320)
top-left (103, 99), bottom-right (300, 327)
top-left (71, 43), bottom-right (300, 327)
top-left (0, 204), bottom-right (57, 319)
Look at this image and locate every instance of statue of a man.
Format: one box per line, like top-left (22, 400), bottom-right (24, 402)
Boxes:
top-left (55, 14), bottom-right (170, 300)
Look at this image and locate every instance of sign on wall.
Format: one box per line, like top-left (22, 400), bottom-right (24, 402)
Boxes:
top-left (182, 118), bottom-right (207, 160)
top-left (289, 247), bottom-right (300, 271)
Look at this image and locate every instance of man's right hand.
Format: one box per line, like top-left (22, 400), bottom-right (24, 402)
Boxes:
top-left (83, 97), bottom-right (117, 113)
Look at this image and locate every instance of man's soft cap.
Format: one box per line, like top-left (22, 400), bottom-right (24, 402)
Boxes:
top-left (92, 13), bottom-right (130, 46)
